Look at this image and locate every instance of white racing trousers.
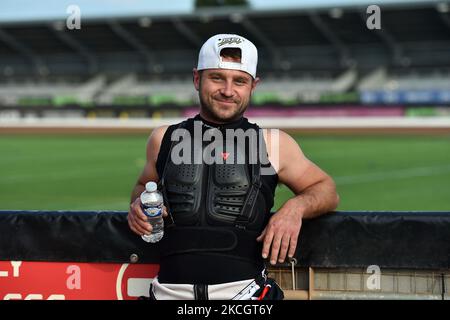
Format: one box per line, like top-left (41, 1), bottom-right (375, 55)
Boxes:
top-left (150, 269), bottom-right (268, 300)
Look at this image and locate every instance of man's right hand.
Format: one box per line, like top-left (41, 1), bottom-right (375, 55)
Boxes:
top-left (128, 198), bottom-right (152, 236)
top-left (127, 198), bottom-right (168, 237)
top-left (127, 126), bottom-right (168, 237)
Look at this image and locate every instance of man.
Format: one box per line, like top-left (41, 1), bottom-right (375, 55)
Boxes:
top-left (127, 34), bottom-right (339, 300)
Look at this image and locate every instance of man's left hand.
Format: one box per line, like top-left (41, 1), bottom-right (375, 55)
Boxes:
top-left (256, 199), bottom-right (303, 265)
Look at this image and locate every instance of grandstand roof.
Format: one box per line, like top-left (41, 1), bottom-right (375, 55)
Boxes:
top-left (0, 1), bottom-right (435, 23)
top-left (0, 2), bottom-right (449, 78)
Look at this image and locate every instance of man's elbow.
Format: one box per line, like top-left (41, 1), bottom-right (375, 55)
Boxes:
top-left (332, 192), bottom-right (340, 210)
top-left (329, 178), bottom-right (340, 211)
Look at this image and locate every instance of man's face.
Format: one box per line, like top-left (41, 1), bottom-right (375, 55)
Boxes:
top-left (193, 62), bottom-right (259, 123)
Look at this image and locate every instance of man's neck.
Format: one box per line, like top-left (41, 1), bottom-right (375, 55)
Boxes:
top-left (199, 111), bottom-right (225, 125)
top-left (195, 112), bottom-right (245, 130)
top-left (199, 111), bottom-right (243, 125)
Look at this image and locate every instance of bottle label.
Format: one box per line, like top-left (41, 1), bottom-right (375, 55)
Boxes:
top-left (142, 205), bottom-right (162, 217)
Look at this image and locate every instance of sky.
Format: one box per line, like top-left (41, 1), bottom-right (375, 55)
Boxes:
top-left (0, 0), bottom-right (442, 23)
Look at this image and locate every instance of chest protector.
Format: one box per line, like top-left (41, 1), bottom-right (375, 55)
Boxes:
top-left (160, 117), bottom-right (267, 230)
top-left (156, 116), bottom-right (271, 271)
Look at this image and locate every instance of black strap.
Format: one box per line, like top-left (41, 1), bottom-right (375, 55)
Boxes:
top-left (234, 125), bottom-right (263, 229)
top-left (235, 162), bottom-right (262, 229)
top-left (159, 178), bottom-right (175, 227)
top-left (194, 284), bottom-right (208, 300)
top-left (159, 226), bottom-right (262, 264)
top-left (159, 121), bottom-right (187, 227)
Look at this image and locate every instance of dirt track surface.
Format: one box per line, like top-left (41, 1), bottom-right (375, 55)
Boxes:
top-left (1, 126), bottom-right (450, 135)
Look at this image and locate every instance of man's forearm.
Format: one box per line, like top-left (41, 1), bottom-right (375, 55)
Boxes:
top-left (130, 182), bottom-right (145, 204)
top-left (287, 178), bottom-right (339, 219)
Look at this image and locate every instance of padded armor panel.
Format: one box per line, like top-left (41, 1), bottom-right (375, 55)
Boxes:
top-left (164, 161), bottom-right (203, 225)
top-left (206, 164), bottom-right (250, 225)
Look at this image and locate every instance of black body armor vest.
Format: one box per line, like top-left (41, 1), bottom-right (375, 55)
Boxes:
top-left (155, 115), bottom-right (278, 284)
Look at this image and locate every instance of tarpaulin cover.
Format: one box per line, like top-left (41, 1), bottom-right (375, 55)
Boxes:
top-left (0, 210), bottom-right (449, 269)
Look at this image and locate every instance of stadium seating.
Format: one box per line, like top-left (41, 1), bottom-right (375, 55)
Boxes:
top-left (0, 3), bottom-right (449, 115)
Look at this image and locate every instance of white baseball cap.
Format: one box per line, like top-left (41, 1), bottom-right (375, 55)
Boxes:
top-left (197, 34), bottom-right (258, 79)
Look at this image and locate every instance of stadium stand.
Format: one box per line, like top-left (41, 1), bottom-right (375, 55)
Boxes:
top-left (0, 2), bottom-right (449, 116)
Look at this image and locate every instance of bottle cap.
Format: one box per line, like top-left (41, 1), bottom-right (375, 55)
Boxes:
top-left (145, 181), bottom-right (157, 192)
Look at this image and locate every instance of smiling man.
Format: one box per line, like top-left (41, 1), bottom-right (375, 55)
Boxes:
top-left (127, 34), bottom-right (339, 300)
top-left (195, 35), bottom-right (258, 123)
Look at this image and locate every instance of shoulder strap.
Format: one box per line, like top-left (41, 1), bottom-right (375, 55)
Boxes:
top-left (234, 162), bottom-right (262, 229)
top-left (159, 120), bottom-right (188, 227)
top-left (235, 124), bottom-right (263, 229)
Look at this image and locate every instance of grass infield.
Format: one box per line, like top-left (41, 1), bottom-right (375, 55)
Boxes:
top-left (0, 134), bottom-right (449, 212)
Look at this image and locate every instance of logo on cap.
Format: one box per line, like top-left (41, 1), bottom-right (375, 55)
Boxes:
top-left (218, 37), bottom-right (243, 47)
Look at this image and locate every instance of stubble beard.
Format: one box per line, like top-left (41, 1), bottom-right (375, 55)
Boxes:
top-left (197, 74), bottom-right (252, 123)
top-left (199, 98), bottom-right (247, 124)
top-left (198, 88), bottom-right (250, 123)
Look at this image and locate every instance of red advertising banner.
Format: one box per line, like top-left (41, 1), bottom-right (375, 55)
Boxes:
top-left (0, 261), bottom-right (159, 300)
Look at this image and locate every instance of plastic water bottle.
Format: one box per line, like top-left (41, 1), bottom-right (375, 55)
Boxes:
top-left (140, 181), bottom-right (164, 243)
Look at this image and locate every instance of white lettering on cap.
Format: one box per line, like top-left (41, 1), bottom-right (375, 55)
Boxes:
top-left (218, 37), bottom-right (243, 47)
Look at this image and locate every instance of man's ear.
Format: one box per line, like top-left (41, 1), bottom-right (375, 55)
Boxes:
top-left (193, 68), bottom-right (200, 91)
top-left (251, 76), bottom-right (260, 93)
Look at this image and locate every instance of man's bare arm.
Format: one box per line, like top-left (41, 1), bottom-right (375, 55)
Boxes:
top-left (127, 126), bottom-right (168, 236)
top-left (129, 126), bottom-right (168, 203)
top-left (281, 161), bottom-right (339, 220)
top-left (258, 130), bottom-right (339, 264)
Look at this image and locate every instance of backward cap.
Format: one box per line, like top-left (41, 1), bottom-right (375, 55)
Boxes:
top-left (197, 34), bottom-right (258, 79)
